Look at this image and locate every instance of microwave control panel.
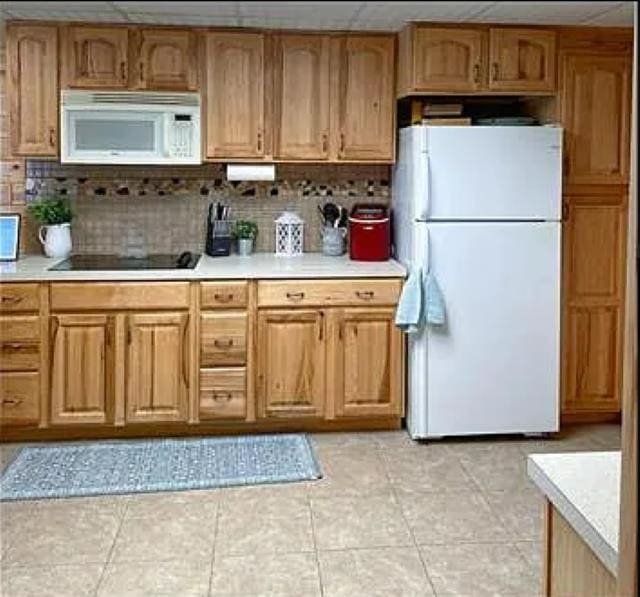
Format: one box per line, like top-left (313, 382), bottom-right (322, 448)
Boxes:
top-left (170, 114), bottom-right (194, 158)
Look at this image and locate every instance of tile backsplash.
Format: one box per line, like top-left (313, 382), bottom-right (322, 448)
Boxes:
top-left (25, 162), bottom-right (390, 254)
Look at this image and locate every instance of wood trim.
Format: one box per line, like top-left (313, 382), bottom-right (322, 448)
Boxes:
top-left (38, 284), bottom-right (49, 428)
top-left (245, 281), bottom-right (257, 423)
top-left (188, 281), bottom-right (199, 424)
top-left (543, 499), bottom-right (553, 596)
top-left (113, 313), bottom-right (126, 426)
top-left (617, 16), bottom-right (637, 594)
top-left (561, 411), bottom-right (621, 424)
top-left (0, 416), bottom-right (401, 442)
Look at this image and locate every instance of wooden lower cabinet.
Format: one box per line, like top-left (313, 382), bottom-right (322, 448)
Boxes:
top-left (257, 309), bottom-right (326, 418)
top-left (126, 312), bottom-right (189, 423)
top-left (330, 308), bottom-right (402, 418)
top-left (50, 314), bottom-right (113, 425)
top-left (0, 372), bottom-right (40, 426)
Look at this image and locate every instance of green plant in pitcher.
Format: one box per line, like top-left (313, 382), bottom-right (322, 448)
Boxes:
top-left (27, 196), bottom-right (73, 225)
top-left (232, 220), bottom-right (258, 240)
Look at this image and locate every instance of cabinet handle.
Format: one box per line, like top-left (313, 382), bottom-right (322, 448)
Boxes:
top-left (49, 127), bottom-right (55, 147)
top-left (318, 311), bottom-right (324, 341)
top-left (322, 133), bottom-right (328, 154)
top-left (1, 295), bottom-right (23, 304)
top-left (473, 63), bottom-right (481, 84)
top-left (120, 61), bottom-right (126, 82)
top-left (286, 291), bottom-right (305, 301)
top-left (491, 62), bottom-right (499, 80)
top-left (213, 338), bottom-right (233, 348)
top-left (339, 133), bottom-right (345, 154)
top-left (1, 397), bottom-right (23, 407)
top-left (214, 293), bottom-right (234, 303)
top-left (181, 315), bottom-right (189, 389)
top-left (139, 62), bottom-right (144, 82)
top-left (355, 290), bottom-right (374, 300)
top-left (1, 342), bottom-right (31, 351)
top-left (562, 203), bottom-right (570, 222)
top-left (338, 321), bottom-right (343, 341)
top-left (257, 131), bottom-right (262, 153)
top-left (212, 391), bottom-right (233, 403)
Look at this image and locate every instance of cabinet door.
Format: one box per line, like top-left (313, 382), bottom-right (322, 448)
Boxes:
top-left (257, 310), bottom-right (325, 418)
top-left (274, 34), bottom-right (330, 160)
top-left (205, 32), bottom-right (265, 159)
top-left (411, 27), bottom-right (485, 92)
top-left (336, 36), bottom-right (395, 162)
top-left (330, 309), bottom-right (402, 418)
top-left (50, 314), bottom-right (113, 425)
top-left (134, 29), bottom-right (197, 91)
top-left (489, 28), bottom-right (556, 92)
top-left (561, 52), bottom-right (631, 186)
top-left (126, 312), bottom-right (189, 423)
top-left (61, 26), bottom-right (129, 89)
top-left (7, 25), bottom-right (58, 156)
top-left (562, 198), bottom-right (627, 415)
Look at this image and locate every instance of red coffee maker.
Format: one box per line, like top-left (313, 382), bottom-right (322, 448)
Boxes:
top-left (348, 204), bottom-right (391, 261)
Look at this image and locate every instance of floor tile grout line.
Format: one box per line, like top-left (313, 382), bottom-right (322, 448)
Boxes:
top-left (206, 498), bottom-right (221, 597)
top-left (91, 502), bottom-right (128, 597)
top-left (307, 493), bottom-right (325, 597)
top-left (390, 483), bottom-right (439, 596)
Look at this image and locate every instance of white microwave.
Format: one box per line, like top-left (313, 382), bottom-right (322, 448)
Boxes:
top-left (60, 90), bottom-right (201, 165)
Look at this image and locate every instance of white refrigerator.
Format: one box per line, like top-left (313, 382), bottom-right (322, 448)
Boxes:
top-left (392, 125), bottom-right (562, 439)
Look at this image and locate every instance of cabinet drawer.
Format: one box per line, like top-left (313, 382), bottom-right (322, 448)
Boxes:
top-left (0, 372), bottom-right (40, 426)
top-left (257, 279), bottom-right (402, 307)
top-left (200, 368), bottom-right (246, 420)
top-left (0, 283), bottom-right (39, 312)
top-left (201, 281), bottom-right (248, 309)
top-left (201, 312), bottom-right (247, 366)
top-left (0, 316), bottom-right (40, 371)
top-left (51, 282), bottom-right (190, 311)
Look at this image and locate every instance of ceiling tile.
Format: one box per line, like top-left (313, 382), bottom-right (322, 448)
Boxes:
top-left (467, 1), bottom-right (627, 24)
top-left (238, 1), bottom-right (363, 20)
top-left (126, 13), bottom-right (240, 27)
top-left (3, 9), bottom-right (128, 22)
top-left (113, 2), bottom-right (239, 16)
top-left (2, 1), bottom-right (115, 11)
top-left (583, 2), bottom-right (634, 26)
top-left (240, 16), bottom-right (351, 30)
top-left (357, 2), bottom-right (495, 23)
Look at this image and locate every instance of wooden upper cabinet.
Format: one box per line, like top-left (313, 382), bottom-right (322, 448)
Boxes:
top-left (257, 310), bottom-right (325, 418)
top-left (204, 32), bottom-right (265, 160)
top-left (6, 25), bottom-right (58, 156)
top-left (126, 312), bottom-right (189, 423)
top-left (331, 308), bottom-right (402, 418)
top-left (336, 35), bottom-right (395, 162)
top-left (409, 26), bottom-right (486, 93)
top-left (50, 314), bottom-right (113, 425)
top-left (274, 34), bottom-right (331, 160)
top-left (561, 52), bottom-right (631, 186)
top-left (61, 26), bottom-right (129, 89)
top-left (133, 28), bottom-right (197, 91)
top-left (488, 28), bottom-right (556, 92)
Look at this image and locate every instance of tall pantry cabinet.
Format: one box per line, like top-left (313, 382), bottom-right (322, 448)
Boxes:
top-left (558, 29), bottom-right (632, 421)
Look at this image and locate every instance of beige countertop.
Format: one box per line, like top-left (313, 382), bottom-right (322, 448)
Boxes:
top-left (0, 254), bottom-right (407, 282)
top-left (527, 451), bottom-right (620, 576)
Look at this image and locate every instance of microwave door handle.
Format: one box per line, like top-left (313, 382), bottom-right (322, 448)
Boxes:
top-left (163, 114), bottom-right (172, 158)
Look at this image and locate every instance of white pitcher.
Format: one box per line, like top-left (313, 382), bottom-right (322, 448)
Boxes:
top-left (38, 223), bottom-right (72, 258)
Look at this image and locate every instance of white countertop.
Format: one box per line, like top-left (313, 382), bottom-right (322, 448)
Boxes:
top-left (527, 451), bottom-right (620, 576)
top-left (0, 254), bottom-right (406, 282)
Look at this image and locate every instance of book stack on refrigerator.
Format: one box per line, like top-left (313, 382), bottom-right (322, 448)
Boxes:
top-left (422, 102), bottom-right (471, 126)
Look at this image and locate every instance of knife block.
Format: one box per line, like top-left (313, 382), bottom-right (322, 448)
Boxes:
top-left (205, 220), bottom-right (231, 257)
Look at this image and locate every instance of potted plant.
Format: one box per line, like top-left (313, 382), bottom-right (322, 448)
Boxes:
top-left (27, 196), bottom-right (73, 259)
top-left (232, 220), bottom-right (258, 256)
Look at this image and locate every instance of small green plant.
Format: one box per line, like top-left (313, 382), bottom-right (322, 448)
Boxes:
top-left (232, 220), bottom-right (258, 240)
top-left (27, 196), bottom-right (73, 225)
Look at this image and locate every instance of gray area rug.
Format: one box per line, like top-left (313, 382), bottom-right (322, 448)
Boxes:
top-left (0, 434), bottom-right (321, 501)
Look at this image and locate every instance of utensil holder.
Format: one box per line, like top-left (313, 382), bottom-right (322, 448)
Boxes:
top-left (322, 226), bottom-right (346, 256)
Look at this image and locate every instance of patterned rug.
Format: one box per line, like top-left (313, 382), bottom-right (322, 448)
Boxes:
top-left (0, 434), bottom-right (321, 501)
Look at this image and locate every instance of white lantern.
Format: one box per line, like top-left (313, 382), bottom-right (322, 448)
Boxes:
top-left (275, 211), bottom-right (304, 256)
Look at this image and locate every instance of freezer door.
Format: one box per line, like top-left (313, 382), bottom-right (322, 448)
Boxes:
top-left (422, 126), bottom-right (562, 221)
top-left (416, 222), bottom-right (560, 437)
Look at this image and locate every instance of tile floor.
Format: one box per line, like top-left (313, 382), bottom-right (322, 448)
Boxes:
top-left (0, 424), bottom-right (620, 597)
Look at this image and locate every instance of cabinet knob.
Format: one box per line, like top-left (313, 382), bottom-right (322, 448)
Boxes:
top-left (213, 338), bottom-right (234, 348)
top-left (1, 397), bottom-right (23, 407)
top-left (212, 392), bottom-right (233, 403)
top-left (214, 293), bottom-right (234, 303)
top-left (355, 290), bottom-right (374, 300)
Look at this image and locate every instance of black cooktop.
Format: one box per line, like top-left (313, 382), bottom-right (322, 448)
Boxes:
top-left (49, 253), bottom-right (201, 271)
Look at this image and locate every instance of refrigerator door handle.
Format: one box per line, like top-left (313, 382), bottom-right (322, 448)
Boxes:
top-left (418, 152), bottom-right (430, 221)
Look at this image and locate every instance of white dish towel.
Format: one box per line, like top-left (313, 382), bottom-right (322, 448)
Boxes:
top-left (395, 266), bottom-right (446, 333)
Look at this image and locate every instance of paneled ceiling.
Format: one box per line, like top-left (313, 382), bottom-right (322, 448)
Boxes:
top-left (0, 1), bottom-right (634, 30)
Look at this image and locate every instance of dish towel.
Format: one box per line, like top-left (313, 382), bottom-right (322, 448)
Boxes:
top-left (424, 270), bottom-right (446, 326)
top-left (395, 266), bottom-right (423, 334)
top-left (395, 267), bottom-right (446, 333)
